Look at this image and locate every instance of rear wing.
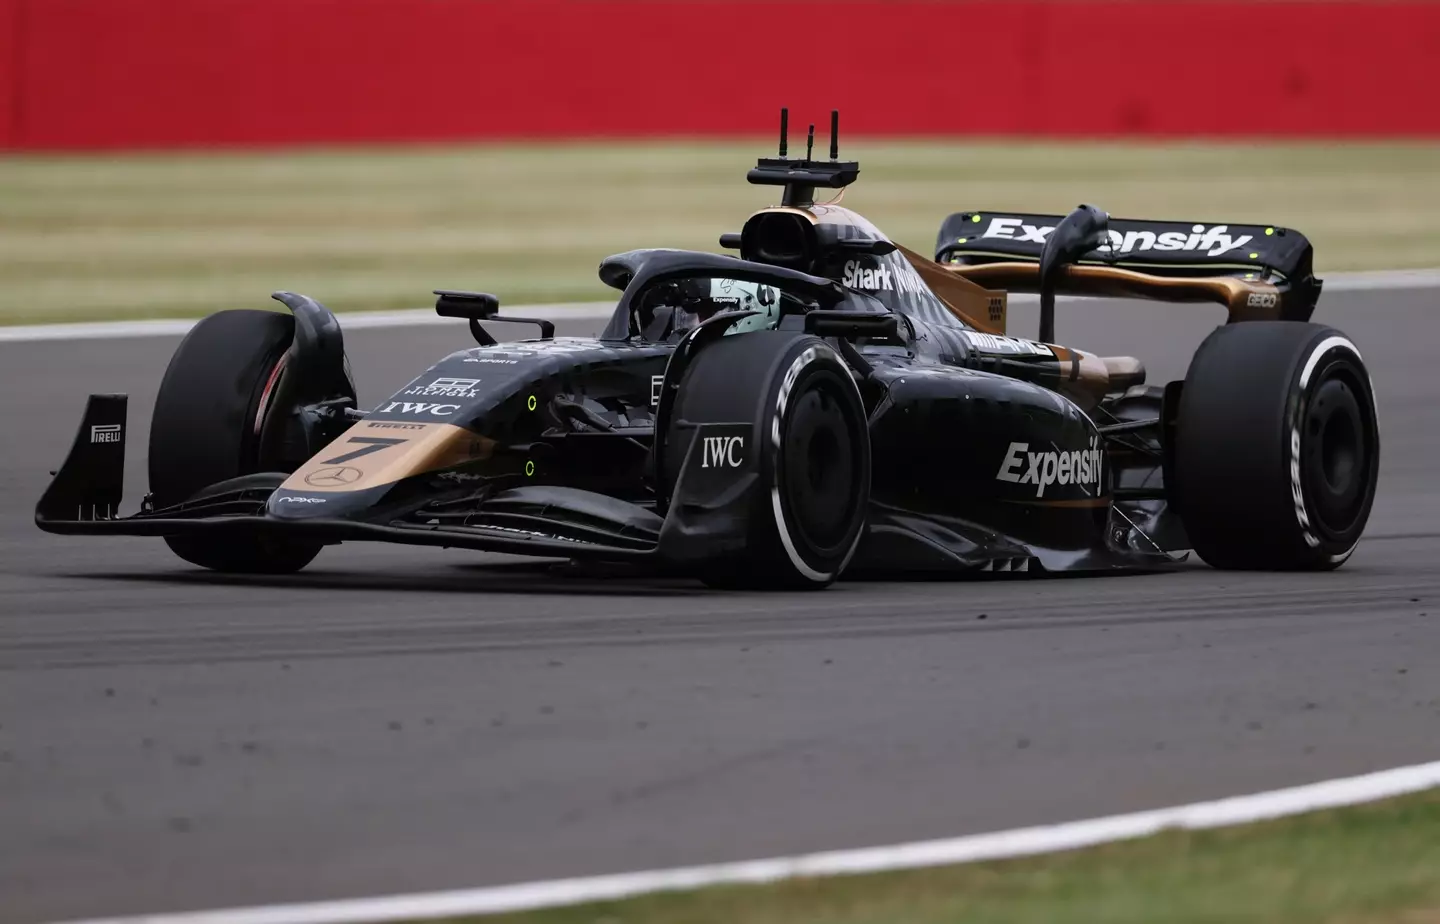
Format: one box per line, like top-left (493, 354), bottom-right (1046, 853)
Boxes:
top-left (934, 210), bottom-right (1322, 323)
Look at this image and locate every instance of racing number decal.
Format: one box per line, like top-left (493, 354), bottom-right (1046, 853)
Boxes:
top-left (322, 437), bottom-right (407, 464)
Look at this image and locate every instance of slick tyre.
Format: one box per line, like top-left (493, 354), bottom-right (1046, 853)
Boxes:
top-left (149, 309), bottom-right (335, 574)
top-left (664, 331), bottom-right (870, 589)
top-left (1173, 322), bottom-right (1379, 571)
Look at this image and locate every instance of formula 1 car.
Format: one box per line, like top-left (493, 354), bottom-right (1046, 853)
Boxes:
top-left (36, 110), bottom-right (1380, 588)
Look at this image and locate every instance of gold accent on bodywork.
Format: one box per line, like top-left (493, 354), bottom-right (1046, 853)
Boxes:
top-left (281, 422), bottom-right (496, 494)
top-left (1047, 345), bottom-right (1117, 412)
top-left (987, 295), bottom-right (1007, 330)
top-left (895, 243), bottom-right (1007, 334)
top-left (944, 262), bottom-right (1285, 322)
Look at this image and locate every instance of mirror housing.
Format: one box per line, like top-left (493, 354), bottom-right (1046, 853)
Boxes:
top-left (433, 290), bottom-right (553, 345)
top-left (1037, 204), bottom-right (1109, 343)
top-left (435, 290), bottom-right (500, 319)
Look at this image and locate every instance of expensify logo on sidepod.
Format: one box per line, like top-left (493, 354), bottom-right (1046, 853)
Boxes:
top-left (995, 435), bottom-right (1103, 498)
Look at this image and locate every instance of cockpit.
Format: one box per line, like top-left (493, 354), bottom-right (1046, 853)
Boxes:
top-left (628, 273), bottom-right (834, 342)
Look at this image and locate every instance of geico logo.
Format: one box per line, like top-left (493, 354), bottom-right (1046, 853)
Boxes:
top-left (995, 436), bottom-right (1103, 498)
top-left (379, 402), bottom-right (460, 416)
top-left (1247, 292), bottom-right (1278, 308)
top-left (982, 218), bottom-right (1254, 258)
top-left (700, 435), bottom-right (745, 468)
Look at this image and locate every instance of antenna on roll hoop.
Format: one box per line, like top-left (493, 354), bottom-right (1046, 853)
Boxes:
top-left (746, 107), bottom-right (860, 208)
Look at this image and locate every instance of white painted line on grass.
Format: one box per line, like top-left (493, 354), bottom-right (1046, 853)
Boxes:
top-left (3, 268), bottom-right (1437, 345)
top-left (0, 303), bottom-right (617, 344)
top-left (55, 757), bottom-right (1440, 924)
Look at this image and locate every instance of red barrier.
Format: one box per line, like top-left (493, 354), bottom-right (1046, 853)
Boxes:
top-left (0, 0), bottom-right (16, 149)
top-left (3, 0), bottom-right (1439, 150)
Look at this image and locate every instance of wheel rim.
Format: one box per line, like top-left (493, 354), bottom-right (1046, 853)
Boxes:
top-left (778, 372), bottom-right (864, 557)
top-left (1300, 360), bottom-right (1375, 539)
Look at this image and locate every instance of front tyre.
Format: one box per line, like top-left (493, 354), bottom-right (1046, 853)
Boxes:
top-left (1173, 322), bottom-right (1379, 570)
top-left (664, 331), bottom-right (871, 589)
top-left (149, 309), bottom-right (347, 574)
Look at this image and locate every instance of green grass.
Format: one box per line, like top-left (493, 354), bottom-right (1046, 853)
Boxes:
top-left (2, 140), bottom-right (1438, 324)
top-left (468, 788), bottom-right (1440, 924)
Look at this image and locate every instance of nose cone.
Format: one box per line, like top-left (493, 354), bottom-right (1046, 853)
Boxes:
top-left (267, 482), bottom-right (390, 519)
top-left (267, 488), bottom-right (338, 519)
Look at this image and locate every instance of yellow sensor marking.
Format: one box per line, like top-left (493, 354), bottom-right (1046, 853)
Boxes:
top-left (525, 460), bottom-right (535, 477)
top-left (527, 395), bottom-right (537, 411)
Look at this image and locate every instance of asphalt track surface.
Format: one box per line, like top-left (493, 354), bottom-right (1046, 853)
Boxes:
top-left (2, 293), bottom-right (1438, 923)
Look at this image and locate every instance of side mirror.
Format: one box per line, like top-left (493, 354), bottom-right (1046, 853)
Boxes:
top-left (433, 290), bottom-right (553, 346)
top-left (434, 290), bottom-right (500, 319)
top-left (1037, 204), bottom-right (1109, 343)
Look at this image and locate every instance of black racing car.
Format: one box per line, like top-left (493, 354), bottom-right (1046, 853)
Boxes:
top-left (36, 111), bottom-right (1380, 588)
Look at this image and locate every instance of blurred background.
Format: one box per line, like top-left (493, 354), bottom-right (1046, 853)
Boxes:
top-left (1, 0), bottom-right (1437, 325)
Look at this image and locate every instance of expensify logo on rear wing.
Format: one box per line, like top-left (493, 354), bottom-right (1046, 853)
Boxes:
top-left (979, 217), bottom-right (1253, 258)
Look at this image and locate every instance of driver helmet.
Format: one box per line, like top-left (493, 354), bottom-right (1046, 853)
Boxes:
top-left (671, 277), bottom-right (781, 334)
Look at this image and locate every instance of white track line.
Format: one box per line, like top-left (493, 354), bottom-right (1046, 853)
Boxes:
top-left (56, 758), bottom-right (1440, 924)
top-left (3, 268), bottom-right (1437, 345)
top-left (1322, 268), bottom-right (1440, 291)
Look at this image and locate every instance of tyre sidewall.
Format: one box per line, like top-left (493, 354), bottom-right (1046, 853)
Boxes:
top-left (148, 310), bottom-right (298, 507)
top-left (666, 331), bottom-right (871, 587)
top-left (759, 341), bottom-right (871, 582)
top-left (1282, 334), bottom-right (1379, 566)
top-left (148, 310), bottom-right (334, 573)
top-left (1176, 322), bottom-right (1379, 570)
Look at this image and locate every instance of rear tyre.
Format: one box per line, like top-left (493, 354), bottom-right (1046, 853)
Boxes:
top-left (664, 331), bottom-right (871, 589)
top-left (148, 309), bottom-right (341, 574)
top-left (1173, 322), bottom-right (1379, 570)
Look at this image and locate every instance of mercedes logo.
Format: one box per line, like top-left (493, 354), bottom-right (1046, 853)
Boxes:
top-left (305, 466), bottom-right (363, 487)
